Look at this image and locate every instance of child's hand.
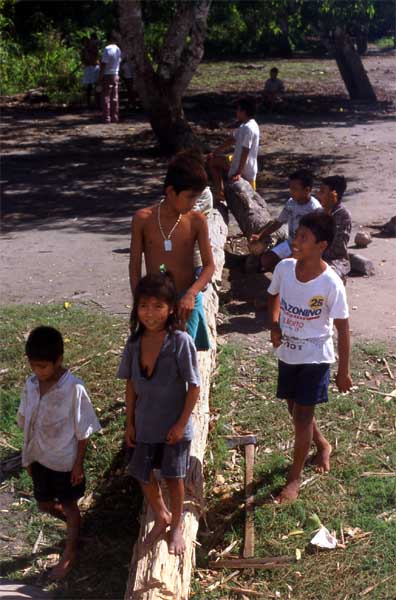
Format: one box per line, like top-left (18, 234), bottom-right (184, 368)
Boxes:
top-left (270, 323), bottom-right (282, 348)
top-left (166, 423), bottom-right (184, 445)
top-left (178, 292), bottom-right (195, 324)
top-left (71, 463), bottom-right (85, 486)
top-left (249, 233), bottom-right (261, 243)
top-left (336, 372), bottom-right (352, 393)
top-left (125, 423), bottom-right (136, 448)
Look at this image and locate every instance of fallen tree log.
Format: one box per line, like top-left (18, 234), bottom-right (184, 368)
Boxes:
top-left (125, 207), bottom-right (228, 600)
top-left (224, 179), bottom-right (287, 250)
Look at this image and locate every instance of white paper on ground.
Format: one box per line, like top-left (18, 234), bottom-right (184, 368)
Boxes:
top-left (310, 526), bottom-right (337, 549)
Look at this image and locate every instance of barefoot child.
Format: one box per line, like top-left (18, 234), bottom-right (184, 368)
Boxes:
top-left (129, 150), bottom-right (215, 350)
top-left (249, 169), bottom-right (321, 273)
top-left (17, 326), bottom-right (101, 579)
top-left (267, 212), bottom-right (352, 503)
top-left (118, 272), bottom-right (200, 555)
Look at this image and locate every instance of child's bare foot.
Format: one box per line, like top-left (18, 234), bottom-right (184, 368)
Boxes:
top-left (274, 479), bottom-right (300, 504)
top-left (311, 442), bottom-right (332, 474)
top-left (142, 512), bottom-right (171, 551)
top-left (168, 525), bottom-right (186, 555)
top-left (48, 552), bottom-right (75, 580)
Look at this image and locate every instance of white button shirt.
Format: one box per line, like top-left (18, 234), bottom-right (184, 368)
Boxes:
top-left (18, 370), bottom-right (101, 472)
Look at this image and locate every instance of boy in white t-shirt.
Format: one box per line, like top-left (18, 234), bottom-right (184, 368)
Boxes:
top-left (17, 326), bottom-right (101, 579)
top-left (207, 97), bottom-right (260, 201)
top-left (99, 33), bottom-right (122, 123)
top-left (267, 211), bottom-right (352, 503)
top-left (249, 169), bottom-right (321, 273)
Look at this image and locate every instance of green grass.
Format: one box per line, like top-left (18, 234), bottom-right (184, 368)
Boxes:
top-left (192, 342), bottom-right (396, 599)
top-left (0, 303), bottom-right (140, 599)
top-left (189, 58), bottom-right (337, 93)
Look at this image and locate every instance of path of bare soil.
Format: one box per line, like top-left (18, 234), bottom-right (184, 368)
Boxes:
top-left (1, 52), bottom-right (396, 344)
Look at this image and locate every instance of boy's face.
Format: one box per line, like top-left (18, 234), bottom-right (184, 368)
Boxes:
top-left (166, 186), bottom-right (201, 214)
top-left (289, 179), bottom-right (311, 204)
top-left (318, 184), bottom-right (337, 213)
top-left (292, 225), bottom-right (327, 260)
top-left (29, 357), bottom-right (62, 382)
top-left (138, 296), bottom-right (172, 332)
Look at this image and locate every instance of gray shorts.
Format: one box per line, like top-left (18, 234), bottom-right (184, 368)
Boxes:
top-left (128, 441), bottom-right (191, 484)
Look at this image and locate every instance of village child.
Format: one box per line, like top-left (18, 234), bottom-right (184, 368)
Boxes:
top-left (17, 326), bottom-right (101, 579)
top-left (267, 212), bottom-right (352, 503)
top-left (118, 272), bottom-right (200, 555)
top-left (129, 150), bottom-right (215, 350)
top-left (249, 169), bottom-right (321, 273)
top-left (207, 96), bottom-right (260, 201)
top-left (318, 175), bottom-right (352, 281)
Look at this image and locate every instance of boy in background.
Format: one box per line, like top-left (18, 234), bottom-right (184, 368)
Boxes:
top-left (249, 169), bottom-right (321, 273)
top-left (263, 67), bottom-right (285, 111)
top-left (318, 175), bottom-right (352, 281)
top-left (17, 326), bottom-right (101, 579)
top-left (267, 212), bottom-right (352, 503)
top-left (207, 97), bottom-right (260, 201)
top-left (129, 151), bottom-right (215, 350)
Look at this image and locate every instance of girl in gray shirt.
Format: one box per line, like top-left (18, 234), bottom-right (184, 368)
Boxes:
top-left (118, 272), bottom-right (200, 556)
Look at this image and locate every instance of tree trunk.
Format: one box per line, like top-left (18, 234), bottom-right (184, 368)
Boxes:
top-left (333, 27), bottom-right (377, 102)
top-left (118, 0), bottom-right (211, 153)
top-left (124, 208), bottom-right (228, 600)
top-left (224, 179), bottom-right (287, 243)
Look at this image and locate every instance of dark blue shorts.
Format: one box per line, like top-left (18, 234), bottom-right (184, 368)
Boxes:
top-left (31, 462), bottom-right (85, 505)
top-left (128, 441), bottom-right (191, 484)
top-left (277, 361), bottom-right (330, 406)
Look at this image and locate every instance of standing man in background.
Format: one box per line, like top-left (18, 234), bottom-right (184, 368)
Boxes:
top-left (99, 32), bottom-right (122, 123)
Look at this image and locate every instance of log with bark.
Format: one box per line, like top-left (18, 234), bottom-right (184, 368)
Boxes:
top-left (224, 179), bottom-right (287, 249)
top-left (124, 207), bottom-right (228, 600)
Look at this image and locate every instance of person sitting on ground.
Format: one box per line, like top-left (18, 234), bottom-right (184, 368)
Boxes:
top-left (99, 32), bottom-right (122, 123)
top-left (207, 96), bottom-right (260, 202)
top-left (81, 36), bottom-right (100, 108)
top-left (17, 326), bottom-right (101, 579)
top-left (249, 169), bottom-right (321, 273)
top-left (318, 175), bottom-right (352, 282)
top-left (267, 211), bottom-right (352, 504)
top-left (129, 150), bottom-right (215, 351)
top-left (118, 272), bottom-right (200, 556)
top-left (263, 67), bottom-right (285, 111)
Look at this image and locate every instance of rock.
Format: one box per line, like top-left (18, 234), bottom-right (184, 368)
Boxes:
top-left (382, 216), bottom-right (396, 237)
top-left (349, 252), bottom-right (375, 276)
top-left (354, 231), bottom-right (372, 247)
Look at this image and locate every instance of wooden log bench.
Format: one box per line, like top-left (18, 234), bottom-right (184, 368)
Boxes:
top-left (124, 207), bottom-right (228, 600)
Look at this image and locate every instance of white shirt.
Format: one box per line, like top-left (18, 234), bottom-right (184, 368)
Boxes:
top-left (229, 119), bottom-right (260, 181)
top-left (17, 370), bottom-right (101, 472)
top-left (101, 44), bottom-right (122, 75)
top-left (268, 258), bottom-right (349, 364)
top-left (278, 196), bottom-right (321, 240)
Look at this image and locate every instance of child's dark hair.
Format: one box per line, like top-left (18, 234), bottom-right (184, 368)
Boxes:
top-left (130, 272), bottom-right (178, 338)
top-left (322, 175), bottom-right (347, 201)
top-left (25, 326), bottom-right (64, 363)
top-left (164, 150), bottom-right (208, 195)
top-left (289, 169), bottom-right (313, 189)
top-left (299, 211), bottom-right (335, 248)
top-left (237, 96), bottom-right (256, 118)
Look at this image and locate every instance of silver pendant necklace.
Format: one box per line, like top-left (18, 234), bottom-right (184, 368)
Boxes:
top-left (157, 200), bottom-right (182, 252)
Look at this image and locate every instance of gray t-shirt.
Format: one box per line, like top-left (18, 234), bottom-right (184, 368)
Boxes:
top-left (278, 195), bottom-right (321, 240)
top-left (117, 330), bottom-right (200, 443)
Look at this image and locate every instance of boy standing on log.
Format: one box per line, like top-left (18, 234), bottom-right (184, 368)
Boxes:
top-left (267, 212), bottom-right (352, 503)
top-left (250, 169), bottom-right (321, 273)
top-left (318, 175), bottom-right (352, 282)
top-left (129, 151), bottom-right (215, 350)
top-left (207, 97), bottom-right (260, 201)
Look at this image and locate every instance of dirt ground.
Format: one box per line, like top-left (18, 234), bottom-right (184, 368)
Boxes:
top-left (1, 51), bottom-right (396, 343)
